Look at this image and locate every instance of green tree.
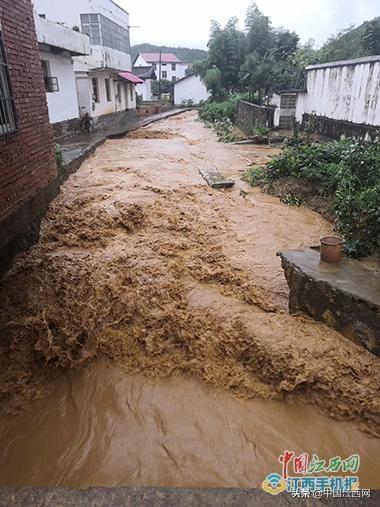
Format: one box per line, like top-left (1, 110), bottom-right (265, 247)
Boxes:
top-left (361, 20), bottom-right (380, 55)
top-left (204, 68), bottom-right (223, 99)
top-left (208, 17), bottom-right (246, 92)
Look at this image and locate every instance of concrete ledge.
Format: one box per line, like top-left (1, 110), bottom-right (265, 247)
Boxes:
top-left (0, 178), bottom-right (60, 277)
top-left (0, 488), bottom-right (378, 506)
top-left (278, 249), bottom-right (380, 356)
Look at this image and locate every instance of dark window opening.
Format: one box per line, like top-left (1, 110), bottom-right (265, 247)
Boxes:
top-left (41, 60), bottom-right (59, 93)
top-left (171, 63), bottom-right (176, 71)
top-left (0, 24), bottom-right (17, 135)
top-left (105, 78), bottom-right (111, 102)
top-left (162, 71), bottom-right (167, 79)
top-left (172, 76), bottom-right (176, 82)
top-left (117, 83), bottom-right (122, 103)
top-left (92, 78), bottom-right (99, 103)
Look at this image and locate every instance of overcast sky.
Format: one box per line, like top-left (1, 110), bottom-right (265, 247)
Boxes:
top-left (119, 0), bottom-right (379, 49)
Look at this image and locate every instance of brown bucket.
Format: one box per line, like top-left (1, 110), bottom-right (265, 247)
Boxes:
top-left (320, 235), bottom-right (344, 263)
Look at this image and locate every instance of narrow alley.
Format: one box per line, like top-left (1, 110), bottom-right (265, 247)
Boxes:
top-left (1, 112), bottom-right (379, 489)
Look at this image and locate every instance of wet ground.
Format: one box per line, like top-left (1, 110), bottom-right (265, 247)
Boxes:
top-left (0, 111), bottom-right (379, 488)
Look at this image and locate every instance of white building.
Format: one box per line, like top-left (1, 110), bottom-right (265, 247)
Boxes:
top-left (132, 66), bottom-right (157, 102)
top-left (34, 12), bottom-right (91, 125)
top-left (134, 53), bottom-right (188, 82)
top-left (33, 0), bottom-right (142, 128)
top-left (272, 55), bottom-right (380, 133)
top-left (174, 73), bottom-right (210, 105)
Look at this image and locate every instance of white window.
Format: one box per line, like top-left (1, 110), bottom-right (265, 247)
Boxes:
top-left (0, 24), bottom-right (16, 135)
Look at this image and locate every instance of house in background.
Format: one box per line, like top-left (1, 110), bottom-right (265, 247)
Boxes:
top-left (34, 11), bottom-right (90, 128)
top-left (174, 73), bottom-right (210, 105)
top-left (134, 53), bottom-right (188, 82)
top-left (33, 0), bottom-right (142, 135)
top-left (272, 55), bottom-right (380, 138)
top-left (0, 0), bottom-right (58, 274)
top-left (132, 66), bottom-right (157, 101)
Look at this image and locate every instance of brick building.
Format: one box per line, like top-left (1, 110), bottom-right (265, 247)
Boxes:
top-left (0, 0), bottom-right (58, 274)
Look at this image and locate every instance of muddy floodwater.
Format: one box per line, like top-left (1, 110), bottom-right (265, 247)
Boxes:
top-left (0, 112), bottom-right (380, 488)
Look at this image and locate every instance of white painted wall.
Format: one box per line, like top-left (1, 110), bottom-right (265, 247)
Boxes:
top-left (34, 0), bottom-right (132, 71)
top-left (39, 50), bottom-right (79, 123)
top-left (135, 54), bottom-right (188, 82)
top-left (304, 57), bottom-right (380, 126)
top-left (34, 0), bottom-right (129, 31)
top-left (136, 80), bottom-right (153, 101)
top-left (174, 74), bottom-right (210, 105)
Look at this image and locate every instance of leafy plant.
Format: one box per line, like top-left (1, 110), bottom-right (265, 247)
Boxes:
top-left (245, 165), bottom-right (268, 186)
top-left (247, 138), bottom-right (380, 257)
top-left (253, 123), bottom-right (270, 136)
top-left (281, 193), bottom-right (301, 206)
top-left (213, 118), bottom-right (241, 143)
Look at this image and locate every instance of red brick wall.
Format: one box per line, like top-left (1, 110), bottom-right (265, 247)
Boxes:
top-left (0, 0), bottom-right (57, 222)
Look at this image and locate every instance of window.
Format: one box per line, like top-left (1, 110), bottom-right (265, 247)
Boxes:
top-left (0, 24), bottom-right (16, 135)
top-left (130, 84), bottom-right (133, 101)
top-left (161, 62), bottom-right (167, 66)
top-left (80, 14), bottom-right (101, 45)
top-left (105, 78), bottom-right (111, 102)
top-left (117, 83), bottom-right (122, 103)
top-left (172, 77), bottom-right (176, 82)
top-left (171, 64), bottom-right (176, 71)
top-left (92, 78), bottom-right (99, 103)
top-left (81, 14), bottom-right (131, 54)
top-left (162, 71), bottom-right (167, 79)
top-left (41, 60), bottom-right (59, 93)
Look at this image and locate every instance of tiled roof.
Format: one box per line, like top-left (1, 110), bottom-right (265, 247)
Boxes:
top-left (140, 53), bottom-right (181, 63)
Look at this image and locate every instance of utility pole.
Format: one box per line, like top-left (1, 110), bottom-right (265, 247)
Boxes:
top-left (158, 48), bottom-right (162, 101)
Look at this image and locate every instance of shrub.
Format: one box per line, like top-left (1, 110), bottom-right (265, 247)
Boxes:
top-left (248, 139), bottom-right (380, 258)
top-left (245, 165), bottom-right (268, 186)
top-left (198, 94), bottom-right (244, 124)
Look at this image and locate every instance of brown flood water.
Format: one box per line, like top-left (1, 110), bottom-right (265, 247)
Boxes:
top-left (0, 111), bottom-right (379, 487)
top-left (1, 360), bottom-right (380, 489)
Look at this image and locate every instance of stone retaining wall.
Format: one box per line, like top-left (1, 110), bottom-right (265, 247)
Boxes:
top-left (236, 100), bottom-right (275, 135)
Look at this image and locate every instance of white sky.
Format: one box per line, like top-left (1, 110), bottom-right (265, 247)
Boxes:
top-left (118, 0), bottom-right (380, 49)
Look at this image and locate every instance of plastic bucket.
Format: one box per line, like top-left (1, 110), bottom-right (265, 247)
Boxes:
top-left (320, 236), bottom-right (344, 263)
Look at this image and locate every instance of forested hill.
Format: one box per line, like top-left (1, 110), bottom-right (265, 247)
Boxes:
top-left (131, 44), bottom-right (208, 63)
top-left (318, 17), bottom-right (380, 63)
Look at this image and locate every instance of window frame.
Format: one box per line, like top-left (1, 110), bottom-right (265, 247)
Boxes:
top-left (162, 71), bottom-right (167, 79)
top-left (0, 23), bottom-right (17, 136)
top-left (92, 77), bottom-right (100, 103)
top-left (105, 78), bottom-right (112, 102)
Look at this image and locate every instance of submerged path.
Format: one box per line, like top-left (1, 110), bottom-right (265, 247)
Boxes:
top-left (0, 111), bottom-right (379, 488)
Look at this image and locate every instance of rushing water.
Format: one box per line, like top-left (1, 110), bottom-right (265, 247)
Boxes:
top-left (1, 361), bottom-right (380, 489)
top-left (0, 112), bottom-right (379, 488)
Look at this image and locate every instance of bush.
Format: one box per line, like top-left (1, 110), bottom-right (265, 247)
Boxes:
top-left (248, 139), bottom-right (380, 258)
top-left (198, 95), bottom-right (243, 124)
top-left (245, 165), bottom-right (268, 186)
top-left (213, 118), bottom-right (241, 143)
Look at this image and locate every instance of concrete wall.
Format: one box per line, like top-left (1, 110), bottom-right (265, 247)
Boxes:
top-left (34, 10), bottom-right (90, 55)
top-left (34, 0), bottom-right (129, 32)
top-left (236, 101), bottom-right (275, 134)
top-left (174, 74), bottom-right (210, 105)
top-left (34, 0), bottom-right (132, 72)
top-left (40, 50), bottom-right (80, 123)
top-left (304, 57), bottom-right (380, 126)
top-left (136, 80), bottom-right (153, 102)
